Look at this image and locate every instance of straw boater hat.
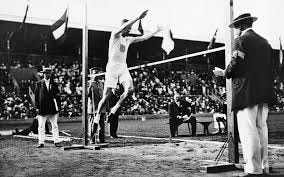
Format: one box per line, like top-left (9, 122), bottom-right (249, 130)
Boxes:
top-left (229, 13), bottom-right (257, 28)
top-left (42, 67), bottom-right (53, 73)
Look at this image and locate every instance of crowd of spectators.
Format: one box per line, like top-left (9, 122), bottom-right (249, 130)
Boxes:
top-left (0, 63), bottom-right (14, 92)
top-left (0, 92), bottom-right (36, 120)
top-left (272, 79), bottom-right (284, 111)
top-left (0, 60), bottom-right (82, 119)
top-left (1, 59), bottom-right (284, 120)
top-left (122, 66), bottom-right (226, 115)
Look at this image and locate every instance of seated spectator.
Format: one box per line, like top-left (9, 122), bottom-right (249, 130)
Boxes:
top-left (212, 103), bottom-right (227, 134)
top-left (168, 93), bottom-right (196, 137)
top-left (212, 113), bottom-right (227, 134)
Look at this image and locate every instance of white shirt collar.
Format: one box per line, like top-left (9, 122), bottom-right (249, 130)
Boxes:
top-left (175, 100), bottom-right (181, 106)
top-left (241, 28), bottom-right (252, 36)
top-left (44, 78), bottom-right (50, 90)
top-left (44, 78), bottom-right (50, 82)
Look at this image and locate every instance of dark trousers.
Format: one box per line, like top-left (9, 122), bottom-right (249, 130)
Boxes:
top-left (216, 117), bottom-right (227, 133)
top-left (91, 113), bottom-right (105, 142)
top-left (109, 112), bottom-right (119, 137)
top-left (169, 116), bottom-right (196, 137)
top-left (16, 119), bottom-right (50, 136)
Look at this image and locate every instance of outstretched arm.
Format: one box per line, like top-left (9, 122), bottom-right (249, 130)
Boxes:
top-left (113, 10), bottom-right (148, 38)
top-left (131, 25), bottom-right (163, 43)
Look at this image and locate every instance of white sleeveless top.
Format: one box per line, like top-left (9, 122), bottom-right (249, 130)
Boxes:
top-left (108, 32), bottom-right (134, 65)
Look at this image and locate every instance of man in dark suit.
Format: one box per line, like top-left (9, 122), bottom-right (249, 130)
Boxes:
top-left (34, 68), bottom-right (61, 148)
top-left (88, 77), bottom-right (107, 143)
top-left (214, 13), bottom-right (276, 177)
top-left (168, 93), bottom-right (196, 137)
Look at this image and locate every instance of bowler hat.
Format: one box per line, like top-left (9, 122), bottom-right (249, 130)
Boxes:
top-left (229, 13), bottom-right (257, 28)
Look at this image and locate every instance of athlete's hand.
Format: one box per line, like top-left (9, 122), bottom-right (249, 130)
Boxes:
top-left (156, 25), bottom-right (164, 32)
top-left (139, 10), bottom-right (148, 19)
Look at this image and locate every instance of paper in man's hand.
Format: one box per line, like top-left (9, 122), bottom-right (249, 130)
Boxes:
top-left (213, 67), bottom-right (225, 76)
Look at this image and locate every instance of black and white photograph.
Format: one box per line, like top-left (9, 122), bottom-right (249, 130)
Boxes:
top-left (0, 0), bottom-right (284, 176)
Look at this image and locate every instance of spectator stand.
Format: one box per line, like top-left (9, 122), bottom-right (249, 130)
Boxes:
top-left (1, 57), bottom-right (284, 124)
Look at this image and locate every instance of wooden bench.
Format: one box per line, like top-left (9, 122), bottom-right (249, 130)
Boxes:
top-left (194, 113), bottom-right (214, 135)
top-left (165, 119), bottom-right (192, 136)
top-left (167, 113), bottom-right (214, 136)
top-left (171, 112), bottom-right (284, 137)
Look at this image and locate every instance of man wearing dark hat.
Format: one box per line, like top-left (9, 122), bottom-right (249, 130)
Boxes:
top-left (34, 68), bottom-right (62, 148)
top-left (214, 13), bottom-right (276, 176)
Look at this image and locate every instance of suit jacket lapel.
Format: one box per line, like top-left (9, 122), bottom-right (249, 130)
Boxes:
top-left (42, 80), bottom-right (48, 92)
top-left (48, 82), bottom-right (51, 92)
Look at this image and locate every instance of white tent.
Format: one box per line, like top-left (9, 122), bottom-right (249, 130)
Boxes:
top-left (0, 0), bottom-right (283, 49)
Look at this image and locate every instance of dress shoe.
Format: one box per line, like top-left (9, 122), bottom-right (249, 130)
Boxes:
top-left (54, 142), bottom-right (63, 147)
top-left (91, 139), bottom-right (105, 144)
top-left (110, 135), bottom-right (118, 139)
top-left (37, 144), bottom-right (44, 148)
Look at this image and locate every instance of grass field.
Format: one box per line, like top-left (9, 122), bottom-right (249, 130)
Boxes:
top-left (1, 116), bottom-right (284, 177)
top-left (1, 114), bottom-right (284, 144)
top-left (1, 118), bottom-right (228, 142)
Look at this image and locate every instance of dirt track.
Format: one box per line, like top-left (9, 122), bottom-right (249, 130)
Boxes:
top-left (1, 135), bottom-right (284, 177)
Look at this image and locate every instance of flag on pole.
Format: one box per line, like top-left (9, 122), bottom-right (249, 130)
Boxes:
top-left (162, 28), bottom-right (174, 55)
top-left (204, 28), bottom-right (218, 57)
top-left (279, 37), bottom-right (284, 81)
top-left (280, 37), bottom-right (283, 67)
top-left (8, 1), bottom-right (29, 41)
top-left (51, 8), bottom-right (69, 40)
top-left (138, 19), bottom-right (144, 35)
top-left (19, 1), bottom-right (29, 32)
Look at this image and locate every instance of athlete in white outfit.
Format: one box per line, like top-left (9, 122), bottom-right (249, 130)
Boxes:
top-left (93, 10), bottom-right (162, 129)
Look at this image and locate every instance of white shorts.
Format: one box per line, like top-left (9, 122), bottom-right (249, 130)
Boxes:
top-left (104, 63), bottom-right (132, 88)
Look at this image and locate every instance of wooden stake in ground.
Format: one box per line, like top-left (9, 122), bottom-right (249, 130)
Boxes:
top-left (225, 0), bottom-right (239, 163)
top-left (82, 0), bottom-right (89, 146)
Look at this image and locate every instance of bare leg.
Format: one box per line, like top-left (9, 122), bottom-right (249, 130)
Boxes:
top-left (94, 88), bottom-right (112, 123)
top-left (110, 80), bottom-right (134, 114)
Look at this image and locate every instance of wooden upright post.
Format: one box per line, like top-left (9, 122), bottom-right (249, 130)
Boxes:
top-left (82, 0), bottom-right (89, 146)
top-left (225, 0), bottom-right (239, 163)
